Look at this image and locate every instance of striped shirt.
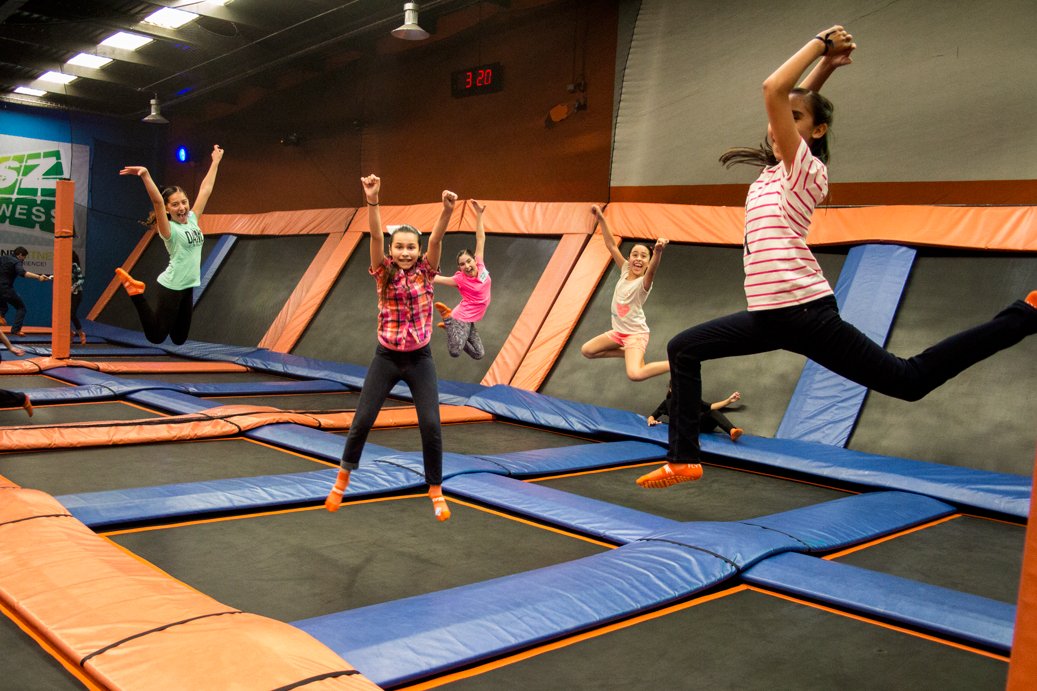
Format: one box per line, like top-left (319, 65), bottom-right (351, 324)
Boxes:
top-left (371, 256), bottom-right (438, 351)
top-left (742, 138), bottom-right (833, 310)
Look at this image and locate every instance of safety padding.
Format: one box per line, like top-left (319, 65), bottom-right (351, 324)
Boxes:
top-left (466, 384), bottom-right (655, 437)
top-left (476, 440), bottom-right (664, 476)
top-left (445, 472), bottom-right (681, 544)
top-left (0, 488), bottom-right (378, 690)
top-left (701, 435), bottom-right (1031, 519)
top-left (294, 540), bottom-right (735, 688)
top-left (743, 491), bottom-right (955, 552)
top-left (744, 552), bottom-right (1016, 653)
top-left (193, 234), bottom-right (236, 305)
top-left (10, 384), bottom-right (122, 404)
top-left (777, 244), bottom-right (916, 446)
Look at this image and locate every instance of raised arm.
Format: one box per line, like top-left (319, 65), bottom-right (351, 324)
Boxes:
top-left (433, 275), bottom-right (458, 287)
top-left (641, 238), bottom-right (668, 291)
top-left (120, 166), bottom-right (171, 239)
top-left (591, 204), bottom-right (625, 269)
top-left (191, 145), bottom-right (224, 218)
top-left (799, 47), bottom-right (854, 93)
top-left (763, 25), bottom-right (854, 174)
top-left (471, 200), bottom-right (487, 261)
top-left (710, 391), bottom-right (741, 410)
top-left (425, 189), bottom-right (457, 272)
top-left (362, 174), bottom-right (384, 269)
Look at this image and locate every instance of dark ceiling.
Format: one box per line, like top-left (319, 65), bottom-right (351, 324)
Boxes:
top-left (0, 0), bottom-right (504, 122)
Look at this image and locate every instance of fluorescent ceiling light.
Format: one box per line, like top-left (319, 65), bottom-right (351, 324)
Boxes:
top-left (144, 7), bottom-right (198, 29)
top-left (208, 0), bottom-right (233, 5)
top-left (14, 86), bottom-right (47, 96)
top-left (39, 71), bottom-right (77, 84)
top-left (100, 32), bottom-right (153, 51)
top-left (67, 53), bottom-right (113, 69)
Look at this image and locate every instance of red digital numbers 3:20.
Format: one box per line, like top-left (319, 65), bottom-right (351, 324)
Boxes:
top-left (452, 62), bottom-right (503, 98)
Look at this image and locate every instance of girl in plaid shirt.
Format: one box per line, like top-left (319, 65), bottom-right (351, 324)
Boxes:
top-left (326, 174), bottom-right (457, 521)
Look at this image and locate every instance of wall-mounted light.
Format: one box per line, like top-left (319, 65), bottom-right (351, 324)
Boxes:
top-left (391, 3), bottom-right (429, 41)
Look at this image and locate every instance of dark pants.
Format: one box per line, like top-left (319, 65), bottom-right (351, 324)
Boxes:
top-left (71, 291), bottom-right (83, 332)
top-left (130, 284), bottom-right (193, 345)
top-left (0, 352), bottom-right (27, 409)
top-left (0, 288), bottom-right (26, 333)
top-left (700, 403), bottom-right (736, 435)
top-left (667, 296), bottom-right (1037, 463)
top-left (443, 317), bottom-right (485, 359)
top-left (340, 344), bottom-right (443, 485)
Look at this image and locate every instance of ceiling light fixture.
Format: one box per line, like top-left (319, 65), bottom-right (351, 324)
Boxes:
top-left (142, 96), bottom-right (169, 124)
top-left (67, 53), bottom-right (114, 69)
top-left (38, 71), bottom-right (77, 85)
top-left (14, 86), bottom-right (47, 97)
top-left (391, 3), bottom-right (429, 41)
top-left (144, 7), bottom-right (198, 30)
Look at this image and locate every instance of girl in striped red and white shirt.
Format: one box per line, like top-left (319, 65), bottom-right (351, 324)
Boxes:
top-left (638, 25), bottom-right (1037, 490)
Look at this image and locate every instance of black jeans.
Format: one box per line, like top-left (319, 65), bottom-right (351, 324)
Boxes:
top-left (130, 284), bottom-right (193, 345)
top-left (340, 344), bottom-right (443, 485)
top-left (71, 291), bottom-right (83, 332)
top-left (0, 288), bottom-right (26, 332)
top-left (667, 296), bottom-right (1037, 462)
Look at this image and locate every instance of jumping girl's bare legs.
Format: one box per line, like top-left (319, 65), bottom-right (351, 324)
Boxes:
top-left (580, 333), bottom-right (624, 359)
top-left (623, 347), bottom-right (670, 381)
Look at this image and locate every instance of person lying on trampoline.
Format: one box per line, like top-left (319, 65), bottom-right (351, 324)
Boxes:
top-left (325, 174), bottom-right (456, 522)
top-left (114, 144), bottom-right (223, 345)
top-left (647, 382), bottom-right (744, 442)
top-left (637, 24), bottom-right (1037, 490)
top-left (433, 199), bottom-right (491, 360)
top-left (0, 328), bottom-right (31, 417)
top-left (580, 204), bottom-right (670, 381)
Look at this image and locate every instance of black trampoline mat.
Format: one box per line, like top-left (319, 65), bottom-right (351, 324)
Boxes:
top-left (441, 588), bottom-right (1006, 690)
top-left (536, 463), bottom-right (848, 523)
top-left (106, 498), bottom-right (607, 623)
top-left (202, 391), bottom-right (408, 411)
top-left (0, 374), bottom-right (71, 389)
top-left (3, 400), bottom-right (162, 427)
top-left (124, 371), bottom-right (304, 383)
top-left (342, 420), bottom-right (592, 455)
top-left (833, 514), bottom-right (1024, 604)
top-left (0, 438), bottom-right (331, 495)
top-left (0, 615), bottom-right (82, 690)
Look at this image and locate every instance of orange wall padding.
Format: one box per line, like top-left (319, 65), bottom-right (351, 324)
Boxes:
top-left (602, 202), bottom-right (1037, 251)
top-left (0, 358), bottom-right (249, 375)
top-left (199, 207), bottom-right (356, 236)
top-left (262, 231), bottom-right (363, 353)
top-left (508, 233), bottom-right (615, 391)
top-left (1008, 452), bottom-right (1037, 690)
top-left (0, 488), bottom-right (379, 690)
top-left (87, 225), bottom-right (157, 321)
top-left (0, 405), bottom-right (493, 452)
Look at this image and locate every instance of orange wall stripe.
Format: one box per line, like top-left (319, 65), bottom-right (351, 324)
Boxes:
top-left (87, 225), bottom-right (157, 321)
top-left (509, 233), bottom-right (615, 391)
top-left (482, 233), bottom-right (589, 387)
top-left (261, 230), bottom-right (361, 352)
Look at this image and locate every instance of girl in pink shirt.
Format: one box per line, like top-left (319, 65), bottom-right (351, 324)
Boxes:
top-left (325, 175), bottom-right (456, 522)
top-left (639, 25), bottom-right (1037, 490)
top-left (581, 204), bottom-right (670, 381)
top-left (434, 200), bottom-right (491, 360)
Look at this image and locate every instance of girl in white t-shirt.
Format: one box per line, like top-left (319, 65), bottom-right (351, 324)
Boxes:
top-left (580, 204), bottom-right (669, 381)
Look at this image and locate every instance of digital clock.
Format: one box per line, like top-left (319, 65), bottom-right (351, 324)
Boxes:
top-left (451, 62), bottom-right (503, 98)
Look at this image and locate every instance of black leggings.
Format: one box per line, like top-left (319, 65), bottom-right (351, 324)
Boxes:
top-left (667, 296), bottom-right (1037, 463)
top-left (340, 344), bottom-right (443, 485)
top-left (71, 291), bottom-right (83, 332)
top-left (130, 284), bottom-right (193, 345)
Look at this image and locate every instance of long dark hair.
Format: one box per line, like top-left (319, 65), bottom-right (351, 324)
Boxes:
top-left (380, 225), bottom-right (422, 301)
top-left (719, 88), bottom-right (834, 169)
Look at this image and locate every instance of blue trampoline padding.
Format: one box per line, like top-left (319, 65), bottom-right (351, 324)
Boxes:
top-left (445, 473), bottom-right (681, 544)
top-left (744, 491), bottom-right (954, 552)
top-left (702, 435), bottom-right (1031, 518)
top-left (477, 440), bottom-right (665, 476)
top-left (194, 234), bottom-right (236, 305)
top-left (778, 244), bottom-right (916, 446)
top-left (62, 460), bottom-right (422, 528)
top-left (466, 385), bottom-right (654, 438)
top-left (743, 552), bottom-right (1016, 653)
top-left (125, 389), bottom-right (225, 414)
top-left (293, 540), bottom-right (737, 688)
top-left (13, 384), bottom-right (121, 404)
top-left (178, 379), bottom-right (350, 396)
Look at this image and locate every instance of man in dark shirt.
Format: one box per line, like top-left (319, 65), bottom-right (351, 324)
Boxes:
top-left (0, 246), bottom-right (51, 336)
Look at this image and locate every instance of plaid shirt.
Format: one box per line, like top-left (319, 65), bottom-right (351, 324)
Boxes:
top-left (371, 256), bottom-right (438, 351)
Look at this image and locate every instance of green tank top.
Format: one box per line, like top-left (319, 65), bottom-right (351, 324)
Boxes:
top-left (157, 211), bottom-right (205, 290)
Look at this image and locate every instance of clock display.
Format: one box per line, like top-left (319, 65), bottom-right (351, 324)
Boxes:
top-left (451, 62), bottom-right (503, 98)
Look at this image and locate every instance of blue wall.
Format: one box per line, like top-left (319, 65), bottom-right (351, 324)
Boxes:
top-left (0, 101), bottom-right (165, 328)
